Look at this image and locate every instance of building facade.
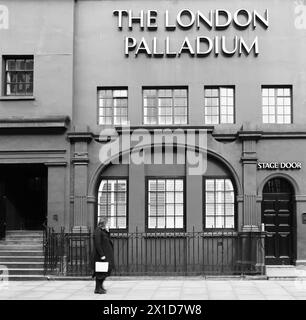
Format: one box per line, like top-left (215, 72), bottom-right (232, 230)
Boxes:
top-left (1, 0), bottom-right (306, 273)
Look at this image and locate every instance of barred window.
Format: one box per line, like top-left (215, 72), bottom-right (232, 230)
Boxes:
top-left (98, 179), bottom-right (127, 229)
top-left (143, 88), bottom-right (188, 125)
top-left (204, 179), bottom-right (235, 229)
top-left (4, 57), bottom-right (34, 96)
top-left (204, 87), bottom-right (234, 124)
top-left (262, 87), bottom-right (292, 124)
top-left (98, 88), bottom-right (128, 125)
top-left (147, 178), bottom-right (184, 230)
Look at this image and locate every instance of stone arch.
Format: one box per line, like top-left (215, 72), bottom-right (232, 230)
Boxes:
top-left (87, 143), bottom-right (242, 199)
top-left (257, 172), bottom-right (300, 196)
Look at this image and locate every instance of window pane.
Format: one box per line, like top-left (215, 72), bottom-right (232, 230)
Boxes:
top-left (204, 87), bottom-right (234, 124)
top-left (143, 88), bottom-right (188, 125)
top-left (175, 216), bottom-right (184, 228)
top-left (206, 192), bottom-right (215, 203)
top-left (166, 216), bottom-right (174, 228)
top-left (98, 88), bottom-right (128, 125)
top-left (97, 179), bottom-right (127, 229)
top-left (206, 180), bottom-right (214, 191)
top-left (205, 216), bottom-right (215, 228)
top-left (5, 58), bottom-right (34, 96)
top-left (147, 178), bottom-right (184, 229)
top-left (215, 216), bottom-right (224, 228)
top-left (148, 217), bottom-right (156, 228)
top-left (225, 217), bottom-right (234, 228)
top-left (175, 180), bottom-right (183, 191)
top-left (204, 179), bottom-right (235, 229)
top-left (175, 204), bottom-right (184, 215)
top-left (262, 87), bottom-right (292, 124)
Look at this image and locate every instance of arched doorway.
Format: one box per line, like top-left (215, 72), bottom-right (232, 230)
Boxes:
top-left (262, 177), bottom-right (295, 265)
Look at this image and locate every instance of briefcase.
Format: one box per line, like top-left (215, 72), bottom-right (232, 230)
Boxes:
top-left (95, 262), bottom-right (109, 272)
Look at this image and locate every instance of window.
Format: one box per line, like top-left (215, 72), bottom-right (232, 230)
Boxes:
top-left (98, 88), bottom-right (128, 125)
top-left (147, 178), bottom-right (184, 230)
top-left (97, 178), bottom-right (127, 230)
top-left (204, 87), bottom-right (234, 124)
top-left (143, 88), bottom-right (188, 125)
top-left (4, 56), bottom-right (34, 96)
top-left (262, 86), bottom-right (292, 124)
top-left (204, 178), bottom-right (235, 229)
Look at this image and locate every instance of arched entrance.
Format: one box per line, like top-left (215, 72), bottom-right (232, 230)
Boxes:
top-left (262, 177), bottom-right (295, 265)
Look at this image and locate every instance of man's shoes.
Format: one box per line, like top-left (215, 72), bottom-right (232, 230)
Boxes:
top-left (94, 288), bottom-right (106, 294)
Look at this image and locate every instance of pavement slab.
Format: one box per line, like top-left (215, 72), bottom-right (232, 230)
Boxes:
top-left (0, 279), bottom-right (306, 300)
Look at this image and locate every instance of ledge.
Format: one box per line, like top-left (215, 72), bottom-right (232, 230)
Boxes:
top-left (0, 116), bottom-right (70, 133)
top-left (67, 132), bottom-right (93, 143)
top-left (0, 96), bottom-right (35, 101)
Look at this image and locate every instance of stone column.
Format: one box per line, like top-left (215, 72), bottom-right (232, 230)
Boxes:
top-left (238, 124), bottom-right (262, 231)
top-left (128, 163), bottom-right (145, 233)
top-left (46, 163), bottom-right (67, 232)
top-left (238, 124), bottom-right (264, 273)
top-left (67, 130), bottom-right (92, 231)
top-left (295, 196), bottom-right (306, 266)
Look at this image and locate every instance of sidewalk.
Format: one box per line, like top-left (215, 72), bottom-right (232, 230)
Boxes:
top-left (1, 279), bottom-right (306, 300)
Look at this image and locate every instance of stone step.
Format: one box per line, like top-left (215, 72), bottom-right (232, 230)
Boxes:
top-left (0, 239), bottom-right (43, 245)
top-left (3, 268), bottom-right (44, 275)
top-left (0, 275), bottom-right (47, 281)
top-left (5, 232), bottom-right (44, 237)
top-left (0, 245), bottom-right (43, 250)
top-left (6, 231), bottom-right (43, 235)
top-left (3, 237), bottom-right (44, 241)
top-left (0, 256), bottom-right (44, 262)
top-left (266, 265), bottom-right (299, 278)
top-left (0, 250), bottom-right (43, 256)
top-left (0, 262), bottom-right (44, 268)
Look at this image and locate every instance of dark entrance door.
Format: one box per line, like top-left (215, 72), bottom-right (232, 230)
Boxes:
top-left (0, 164), bottom-right (47, 231)
top-left (262, 178), bottom-right (294, 265)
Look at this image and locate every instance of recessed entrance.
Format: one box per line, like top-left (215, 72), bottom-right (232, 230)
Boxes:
top-left (0, 164), bottom-right (47, 231)
top-left (262, 177), bottom-right (295, 265)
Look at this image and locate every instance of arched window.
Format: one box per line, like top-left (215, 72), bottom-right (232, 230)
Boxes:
top-left (97, 178), bottom-right (127, 230)
top-left (204, 178), bottom-right (235, 229)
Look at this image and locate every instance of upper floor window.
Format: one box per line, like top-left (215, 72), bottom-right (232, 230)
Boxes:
top-left (98, 88), bottom-right (128, 125)
top-left (147, 178), bottom-right (184, 230)
top-left (262, 86), bottom-right (292, 124)
top-left (143, 88), bottom-right (188, 125)
top-left (204, 178), bottom-right (235, 229)
top-left (204, 86), bottom-right (235, 124)
top-left (97, 178), bottom-right (128, 230)
top-left (4, 56), bottom-right (34, 96)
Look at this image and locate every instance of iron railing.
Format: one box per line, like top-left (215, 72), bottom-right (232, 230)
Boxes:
top-left (0, 222), bottom-right (5, 240)
top-left (43, 227), bottom-right (265, 277)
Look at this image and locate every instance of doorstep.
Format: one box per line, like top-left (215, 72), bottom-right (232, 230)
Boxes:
top-left (266, 265), bottom-right (306, 279)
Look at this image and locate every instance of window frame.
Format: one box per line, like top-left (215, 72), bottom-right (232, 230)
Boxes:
top-left (204, 85), bottom-right (235, 125)
top-left (96, 176), bottom-right (129, 232)
top-left (97, 86), bottom-right (129, 126)
top-left (2, 55), bottom-right (34, 97)
top-left (203, 176), bottom-right (237, 231)
top-left (145, 176), bottom-right (186, 232)
top-left (142, 86), bottom-right (189, 125)
top-left (261, 85), bottom-right (293, 124)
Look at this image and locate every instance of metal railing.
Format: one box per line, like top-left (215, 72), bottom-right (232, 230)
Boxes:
top-left (44, 227), bottom-right (265, 277)
top-left (0, 222), bottom-right (6, 240)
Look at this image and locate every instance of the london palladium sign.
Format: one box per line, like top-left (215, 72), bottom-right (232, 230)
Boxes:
top-left (112, 9), bottom-right (269, 57)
